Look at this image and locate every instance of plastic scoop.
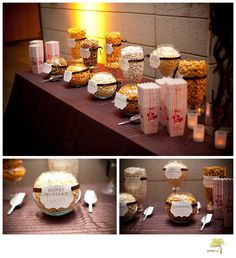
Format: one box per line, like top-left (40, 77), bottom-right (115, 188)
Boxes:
top-left (143, 206), bottom-right (154, 221)
top-left (7, 192), bottom-right (26, 215)
top-left (118, 114), bottom-right (141, 125)
top-left (200, 213), bottom-right (212, 231)
top-left (84, 190), bottom-right (97, 213)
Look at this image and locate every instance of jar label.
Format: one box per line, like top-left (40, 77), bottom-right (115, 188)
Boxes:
top-left (120, 202), bottom-right (128, 217)
top-left (64, 70), bottom-right (72, 82)
top-left (105, 43), bottom-right (113, 55)
top-left (165, 165), bottom-right (182, 179)
top-left (125, 176), bottom-right (141, 190)
top-left (149, 54), bottom-right (160, 68)
top-left (120, 58), bottom-right (129, 71)
top-left (67, 38), bottom-right (76, 48)
top-left (80, 48), bottom-right (91, 58)
top-left (114, 92), bottom-right (128, 110)
top-left (170, 201), bottom-right (192, 217)
top-left (43, 63), bottom-right (52, 74)
top-left (87, 79), bottom-right (98, 94)
top-left (40, 185), bottom-right (74, 209)
top-left (203, 176), bottom-right (219, 188)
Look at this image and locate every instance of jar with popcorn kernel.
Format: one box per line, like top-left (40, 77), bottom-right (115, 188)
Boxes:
top-left (80, 39), bottom-right (101, 68)
top-left (43, 57), bottom-right (68, 78)
top-left (67, 27), bottom-right (86, 63)
top-left (178, 60), bottom-right (207, 111)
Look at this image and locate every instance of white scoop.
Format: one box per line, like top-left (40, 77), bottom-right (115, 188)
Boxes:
top-left (84, 190), bottom-right (97, 213)
top-left (200, 213), bottom-right (212, 231)
top-left (7, 192), bottom-right (26, 215)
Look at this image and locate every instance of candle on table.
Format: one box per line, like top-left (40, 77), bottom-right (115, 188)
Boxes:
top-left (193, 124), bottom-right (205, 142)
top-left (215, 130), bottom-right (227, 149)
top-left (187, 112), bottom-right (198, 129)
top-left (205, 102), bottom-right (212, 118)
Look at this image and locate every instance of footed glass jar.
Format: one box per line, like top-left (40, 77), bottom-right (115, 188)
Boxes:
top-left (33, 171), bottom-right (81, 216)
top-left (149, 44), bottom-right (180, 77)
top-left (165, 192), bottom-right (198, 223)
top-left (120, 46), bottom-right (144, 84)
top-left (80, 39), bottom-right (101, 68)
top-left (123, 167), bottom-right (147, 208)
top-left (67, 27), bottom-right (86, 63)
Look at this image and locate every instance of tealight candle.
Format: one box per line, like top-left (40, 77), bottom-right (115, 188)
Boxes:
top-left (187, 112), bottom-right (198, 129)
top-left (193, 124), bottom-right (205, 142)
top-left (215, 130), bottom-right (227, 149)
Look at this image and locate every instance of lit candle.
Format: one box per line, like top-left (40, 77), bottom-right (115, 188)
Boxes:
top-left (193, 124), bottom-right (205, 142)
top-left (215, 130), bottom-right (227, 149)
top-left (187, 112), bottom-right (198, 129)
top-left (205, 103), bottom-right (212, 118)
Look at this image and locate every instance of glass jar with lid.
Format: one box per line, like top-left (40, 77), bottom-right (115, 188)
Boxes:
top-left (123, 167), bottom-right (147, 208)
top-left (178, 60), bottom-right (207, 112)
top-left (202, 166), bottom-right (226, 211)
top-left (67, 27), bottom-right (86, 63)
top-left (80, 39), bottom-right (101, 68)
top-left (33, 171), bottom-right (81, 216)
top-left (120, 192), bottom-right (138, 222)
top-left (87, 72), bottom-right (118, 99)
top-left (114, 84), bottom-right (139, 116)
top-left (120, 46), bottom-right (144, 84)
top-left (165, 192), bottom-right (198, 223)
top-left (64, 63), bottom-right (90, 87)
top-left (149, 44), bottom-right (180, 78)
top-left (163, 160), bottom-right (188, 192)
top-left (105, 32), bottom-right (122, 70)
top-left (43, 57), bottom-right (67, 78)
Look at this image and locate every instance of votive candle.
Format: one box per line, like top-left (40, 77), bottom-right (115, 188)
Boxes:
top-left (215, 130), bottom-right (227, 149)
top-left (193, 124), bottom-right (205, 142)
top-left (187, 112), bottom-right (198, 129)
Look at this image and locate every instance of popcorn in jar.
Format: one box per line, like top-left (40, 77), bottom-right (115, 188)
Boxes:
top-left (115, 84), bottom-right (139, 116)
top-left (67, 27), bottom-right (86, 63)
top-left (123, 167), bottom-right (147, 209)
top-left (120, 46), bottom-right (144, 84)
top-left (43, 57), bottom-right (67, 78)
top-left (120, 193), bottom-right (138, 222)
top-left (80, 39), bottom-right (101, 68)
top-left (149, 44), bottom-right (180, 77)
top-left (178, 60), bottom-right (207, 111)
top-left (202, 166), bottom-right (226, 211)
top-left (87, 72), bottom-right (118, 99)
top-left (33, 171), bottom-right (81, 216)
top-left (105, 32), bottom-right (122, 69)
top-left (64, 63), bottom-right (90, 87)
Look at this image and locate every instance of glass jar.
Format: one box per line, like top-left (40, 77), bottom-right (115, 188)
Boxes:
top-left (67, 27), bottom-right (86, 63)
top-left (105, 32), bottom-right (122, 69)
top-left (150, 44), bottom-right (180, 77)
top-left (165, 192), bottom-right (198, 223)
top-left (163, 160), bottom-right (188, 192)
top-left (120, 46), bottom-right (144, 84)
top-left (123, 167), bottom-right (147, 207)
top-left (64, 63), bottom-right (90, 87)
top-left (178, 60), bottom-right (207, 111)
top-left (33, 171), bottom-right (81, 216)
top-left (120, 193), bottom-right (138, 222)
top-left (202, 166), bottom-right (226, 211)
top-left (43, 57), bottom-right (67, 78)
top-left (87, 72), bottom-right (118, 99)
top-left (115, 84), bottom-right (139, 115)
top-left (80, 39), bottom-right (101, 68)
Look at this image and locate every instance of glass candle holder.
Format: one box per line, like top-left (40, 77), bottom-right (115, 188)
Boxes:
top-left (193, 124), bottom-right (205, 142)
top-left (187, 112), bottom-right (198, 129)
top-left (215, 130), bottom-right (227, 149)
top-left (123, 167), bottom-right (147, 210)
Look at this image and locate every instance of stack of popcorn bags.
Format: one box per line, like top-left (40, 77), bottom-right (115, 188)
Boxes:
top-left (213, 178), bottom-right (233, 227)
top-left (29, 40), bottom-right (60, 74)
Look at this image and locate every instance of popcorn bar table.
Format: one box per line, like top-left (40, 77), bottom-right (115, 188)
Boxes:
top-left (3, 67), bottom-right (232, 155)
top-left (3, 184), bottom-right (116, 234)
top-left (120, 202), bottom-right (233, 234)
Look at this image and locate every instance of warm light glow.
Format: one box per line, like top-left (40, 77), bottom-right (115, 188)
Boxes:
top-left (71, 3), bottom-right (108, 63)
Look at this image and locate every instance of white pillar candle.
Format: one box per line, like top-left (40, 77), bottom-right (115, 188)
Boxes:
top-left (215, 130), bottom-right (227, 149)
top-left (187, 112), bottom-right (198, 129)
top-left (193, 124), bottom-right (205, 142)
top-left (205, 102), bottom-right (212, 118)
